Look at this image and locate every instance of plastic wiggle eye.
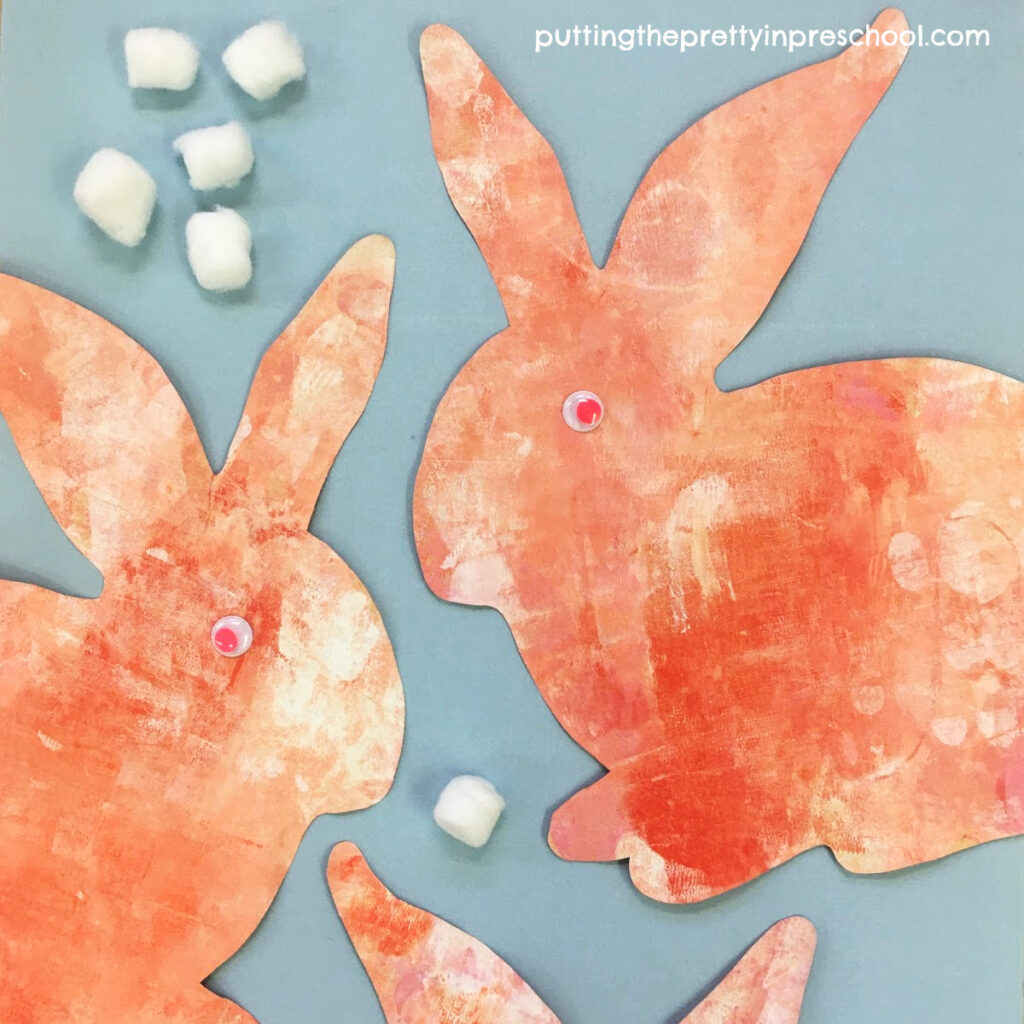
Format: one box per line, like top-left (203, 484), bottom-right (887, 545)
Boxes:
top-left (562, 390), bottom-right (604, 432)
top-left (211, 615), bottom-right (253, 658)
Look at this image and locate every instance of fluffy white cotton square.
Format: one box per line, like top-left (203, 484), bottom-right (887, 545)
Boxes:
top-left (73, 149), bottom-right (157, 247)
top-left (173, 123), bottom-right (254, 191)
top-left (222, 21), bottom-right (305, 100)
top-left (185, 208), bottom-right (252, 291)
top-left (433, 775), bottom-right (505, 848)
top-left (124, 28), bottom-right (199, 91)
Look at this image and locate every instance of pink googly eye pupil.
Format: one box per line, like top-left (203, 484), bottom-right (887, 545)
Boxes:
top-left (211, 615), bottom-right (253, 658)
top-left (575, 397), bottom-right (602, 425)
top-left (213, 627), bottom-right (239, 654)
top-left (562, 390), bottom-right (604, 432)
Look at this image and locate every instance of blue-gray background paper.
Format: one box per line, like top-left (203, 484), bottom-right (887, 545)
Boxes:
top-left (0, 0), bottom-right (1020, 1020)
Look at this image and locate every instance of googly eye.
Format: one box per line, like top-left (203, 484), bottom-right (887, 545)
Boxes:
top-left (562, 390), bottom-right (604, 432)
top-left (211, 615), bottom-right (253, 658)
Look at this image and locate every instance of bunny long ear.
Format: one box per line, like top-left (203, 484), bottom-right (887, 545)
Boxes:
top-left (684, 917), bottom-right (816, 1024)
top-left (215, 235), bottom-right (395, 531)
top-left (328, 843), bottom-right (561, 1024)
top-left (420, 25), bottom-right (593, 322)
top-left (0, 275), bottom-right (209, 574)
top-left (328, 844), bottom-right (816, 1024)
top-left (605, 8), bottom-right (909, 374)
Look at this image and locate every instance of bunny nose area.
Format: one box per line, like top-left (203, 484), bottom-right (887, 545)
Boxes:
top-left (413, 454), bottom-right (510, 611)
top-left (413, 379), bottom-right (515, 611)
top-left (412, 452), bottom-right (458, 603)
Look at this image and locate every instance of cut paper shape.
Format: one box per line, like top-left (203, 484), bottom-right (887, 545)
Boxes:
top-left (414, 14), bottom-right (1024, 903)
top-left (0, 235), bottom-right (404, 1022)
top-left (328, 842), bottom-right (817, 1022)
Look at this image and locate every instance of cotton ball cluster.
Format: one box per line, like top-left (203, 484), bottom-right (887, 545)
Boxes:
top-left (222, 21), bottom-right (306, 100)
top-left (186, 208), bottom-right (252, 292)
top-left (173, 123), bottom-right (254, 191)
top-left (433, 776), bottom-right (506, 848)
top-left (124, 28), bottom-right (199, 91)
top-left (73, 149), bottom-right (157, 247)
top-left (75, 20), bottom-right (308, 283)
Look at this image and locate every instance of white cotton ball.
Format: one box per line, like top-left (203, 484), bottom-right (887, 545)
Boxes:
top-left (222, 21), bottom-right (305, 100)
top-left (73, 149), bottom-right (157, 247)
top-left (185, 208), bottom-right (252, 291)
top-left (124, 28), bottom-right (199, 91)
top-left (173, 123), bottom-right (254, 191)
top-left (433, 775), bottom-right (505, 848)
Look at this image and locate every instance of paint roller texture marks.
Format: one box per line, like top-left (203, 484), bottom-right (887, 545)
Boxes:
top-left (328, 843), bottom-right (816, 1023)
top-left (413, 12), bottom-right (1024, 903)
top-left (0, 237), bottom-right (405, 1021)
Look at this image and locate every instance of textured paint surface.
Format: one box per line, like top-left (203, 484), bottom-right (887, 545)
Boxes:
top-left (328, 842), bottom-right (816, 1023)
top-left (413, 13), bottom-right (1024, 903)
top-left (0, 236), bottom-right (405, 1021)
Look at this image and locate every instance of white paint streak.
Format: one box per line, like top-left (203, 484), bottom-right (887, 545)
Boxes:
top-left (450, 552), bottom-right (514, 606)
top-left (931, 716), bottom-right (969, 747)
top-left (977, 707), bottom-right (1018, 742)
top-left (238, 753), bottom-right (286, 781)
top-left (37, 731), bottom-right (63, 752)
top-left (852, 685), bottom-right (885, 716)
top-left (887, 532), bottom-right (929, 592)
top-left (666, 473), bottom-right (736, 612)
top-left (937, 515), bottom-right (1018, 604)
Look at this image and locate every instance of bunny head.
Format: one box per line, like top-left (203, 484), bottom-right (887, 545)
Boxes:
top-left (414, 17), bottom-right (909, 763)
top-left (328, 842), bottom-right (817, 1024)
top-left (0, 236), bottom-right (404, 1022)
top-left (413, 16), bottom-right (1024, 903)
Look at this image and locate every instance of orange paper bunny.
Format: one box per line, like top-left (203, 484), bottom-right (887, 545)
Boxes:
top-left (0, 236), bottom-right (405, 1021)
top-left (414, 13), bottom-right (1024, 903)
top-left (329, 842), bottom-right (817, 1023)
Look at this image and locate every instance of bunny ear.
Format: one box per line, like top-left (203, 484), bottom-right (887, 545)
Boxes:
top-left (420, 24), bottom-right (593, 321)
top-left (215, 235), bottom-right (395, 530)
top-left (328, 845), bottom-right (815, 1024)
top-left (0, 274), bottom-right (209, 573)
top-left (684, 917), bottom-right (816, 1024)
top-left (327, 842), bottom-right (562, 1024)
top-left (605, 8), bottom-right (909, 375)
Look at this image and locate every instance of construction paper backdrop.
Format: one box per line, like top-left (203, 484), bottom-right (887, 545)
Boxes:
top-left (328, 842), bottom-right (817, 1023)
top-left (0, 235), bottom-right (405, 1022)
top-left (413, 12), bottom-right (1024, 903)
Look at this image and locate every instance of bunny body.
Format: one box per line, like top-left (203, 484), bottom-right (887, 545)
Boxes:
top-left (413, 16), bottom-right (1024, 901)
top-left (0, 237), bottom-right (404, 1020)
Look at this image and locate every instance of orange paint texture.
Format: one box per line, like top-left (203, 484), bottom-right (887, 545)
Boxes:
top-left (0, 236), bottom-right (405, 1021)
top-left (413, 14), bottom-right (1024, 902)
top-left (328, 842), bottom-right (816, 1023)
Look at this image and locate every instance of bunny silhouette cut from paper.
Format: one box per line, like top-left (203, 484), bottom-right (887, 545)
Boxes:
top-left (0, 235), bottom-right (405, 1022)
top-left (328, 842), bottom-right (817, 1024)
top-left (413, 12), bottom-right (1024, 903)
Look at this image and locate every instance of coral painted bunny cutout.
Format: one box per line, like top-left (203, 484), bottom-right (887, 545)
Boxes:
top-left (328, 843), bottom-right (817, 1023)
top-left (0, 236), bottom-right (404, 1022)
top-left (415, 13), bottom-right (1024, 903)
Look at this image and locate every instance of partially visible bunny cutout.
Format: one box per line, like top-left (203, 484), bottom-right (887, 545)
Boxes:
top-left (415, 15), bottom-right (1024, 902)
top-left (0, 235), bottom-right (405, 1022)
top-left (328, 842), bottom-right (816, 1023)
